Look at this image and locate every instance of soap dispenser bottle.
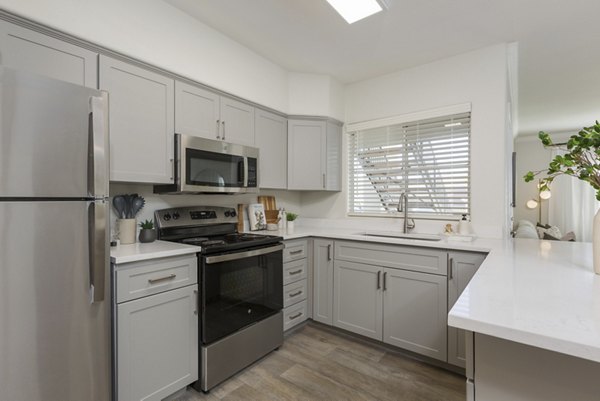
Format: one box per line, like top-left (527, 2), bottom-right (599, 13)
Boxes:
top-left (457, 214), bottom-right (472, 235)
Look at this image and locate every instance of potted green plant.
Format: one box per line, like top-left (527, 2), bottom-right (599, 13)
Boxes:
top-left (138, 219), bottom-right (156, 243)
top-left (286, 212), bottom-right (298, 234)
top-left (524, 121), bottom-right (600, 274)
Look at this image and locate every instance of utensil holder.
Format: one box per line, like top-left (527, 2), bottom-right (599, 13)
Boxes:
top-left (119, 218), bottom-right (136, 244)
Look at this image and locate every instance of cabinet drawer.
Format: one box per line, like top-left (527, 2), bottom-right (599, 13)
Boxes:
top-left (335, 240), bottom-right (448, 276)
top-left (116, 255), bottom-right (197, 303)
top-left (283, 239), bottom-right (308, 262)
top-left (283, 258), bottom-right (308, 285)
top-left (283, 300), bottom-right (308, 332)
top-left (283, 279), bottom-right (308, 308)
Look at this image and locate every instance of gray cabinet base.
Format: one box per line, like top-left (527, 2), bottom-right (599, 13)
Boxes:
top-left (196, 312), bottom-right (283, 392)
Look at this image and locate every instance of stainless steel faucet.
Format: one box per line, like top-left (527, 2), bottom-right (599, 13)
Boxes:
top-left (397, 192), bottom-right (416, 233)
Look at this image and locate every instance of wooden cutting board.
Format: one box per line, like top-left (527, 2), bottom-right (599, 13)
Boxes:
top-left (258, 196), bottom-right (277, 211)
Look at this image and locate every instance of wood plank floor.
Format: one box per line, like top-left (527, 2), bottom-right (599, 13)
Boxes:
top-left (173, 322), bottom-right (465, 401)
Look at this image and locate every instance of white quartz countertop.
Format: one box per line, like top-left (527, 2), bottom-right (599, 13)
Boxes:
top-left (110, 240), bottom-right (201, 264)
top-left (251, 226), bottom-right (600, 363)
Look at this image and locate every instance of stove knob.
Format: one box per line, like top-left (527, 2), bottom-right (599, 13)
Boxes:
top-left (224, 210), bottom-right (231, 217)
top-left (230, 210), bottom-right (237, 217)
top-left (172, 212), bottom-right (180, 220)
top-left (163, 213), bottom-right (171, 221)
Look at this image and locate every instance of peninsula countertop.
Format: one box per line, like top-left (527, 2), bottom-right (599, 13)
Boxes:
top-left (252, 225), bottom-right (600, 363)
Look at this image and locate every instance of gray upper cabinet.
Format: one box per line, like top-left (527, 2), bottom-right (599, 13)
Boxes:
top-left (312, 239), bottom-right (334, 325)
top-left (100, 55), bottom-right (175, 184)
top-left (175, 81), bottom-right (255, 146)
top-left (383, 268), bottom-right (448, 361)
top-left (255, 109), bottom-right (287, 189)
top-left (288, 119), bottom-right (342, 191)
top-left (0, 21), bottom-right (97, 87)
top-left (175, 81), bottom-right (220, 140)
top-left (448, 251), bottom-right (487, 368)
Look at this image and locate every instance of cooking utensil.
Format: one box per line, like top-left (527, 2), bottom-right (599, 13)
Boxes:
top-left (131, 197), bottom-right (145, 217)
top-left (113, 196), bottom-right (126, 219)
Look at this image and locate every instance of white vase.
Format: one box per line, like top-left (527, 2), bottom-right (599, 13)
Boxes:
top-left (119, 218), bottom-right (137, 245)
top-left (286, 221), bottom-right (295, 235)
top-left (594, 209), bottom-right (600, 274)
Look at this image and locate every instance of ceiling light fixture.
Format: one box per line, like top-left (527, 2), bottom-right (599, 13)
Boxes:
top-left (326, 0), bottom-right (389, 24)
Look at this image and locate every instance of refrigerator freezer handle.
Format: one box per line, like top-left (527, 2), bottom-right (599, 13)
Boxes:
top-left (88, 93), bottom-right (109, 198)
top-left (88, 201), bottom-right (107, 303)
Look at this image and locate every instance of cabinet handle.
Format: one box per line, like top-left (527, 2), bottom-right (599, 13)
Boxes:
top-left (289, 249), bottom-right (303, 255)
top-left (327, 244), bottom-right (332, 261)
top-left (289, 290), bottom-right (303, 297)
top-left (377, 270), bottom-right (381, 289)
top-left (148, 274), bottom-right (176, 284)
top-left (383, 272), bottom-right (387, 291)
top-left (449, 257), bottom-right (454, 280)
top-left (323, 173), bottom-right (326, 189)
top-left (216, 119), bottom-right (221, 139)
top-left (289, 269), bottom-right (303, 275)
top-left (289, 312), bottom-right (302, 320)
top-left (222, 120), bottom-right (226, 140)
top-left (169, 158), bottom-right (174, 181)
top-left (193, 289), bottom-right (198, 315)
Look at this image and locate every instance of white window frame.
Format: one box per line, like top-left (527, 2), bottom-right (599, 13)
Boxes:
top-left (346, 103), bottom-right (471, 220)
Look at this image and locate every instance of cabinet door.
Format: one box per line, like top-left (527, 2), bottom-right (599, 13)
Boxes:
top-left (326, 121), bottom-right (342, 191)
top-left (383, 268), bottom-right (447, 361)
top-left (288, 119), bottom-right (326, 190)
top-left (448, 251), bottom-right (487, 367)
top-left (175, 80), bottom-right (220, 140)
top-left (0, 20), bottom-right (97, 87)
top-left (100, 55), bottom-right (174, 183)
top-left (220, 97), bottom-right (255, 146)
top-left (117, 285), bottom-right (198, 401)
top-left (312, 239), bottom-right (334, 325)
top-left (255, 109), bottom-right (287, 189)
top-left (333, 260), bottom-right (383, 340)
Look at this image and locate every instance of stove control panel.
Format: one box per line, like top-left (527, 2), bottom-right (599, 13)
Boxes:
top-left (155, 206), bottom-right (238, 229)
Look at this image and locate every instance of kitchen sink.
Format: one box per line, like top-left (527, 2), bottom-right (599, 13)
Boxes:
top-left (361, 231), bottom-right (442, 242)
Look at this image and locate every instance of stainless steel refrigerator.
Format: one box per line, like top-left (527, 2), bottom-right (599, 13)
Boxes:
top-left (0, 66), bottom-right (111, 401)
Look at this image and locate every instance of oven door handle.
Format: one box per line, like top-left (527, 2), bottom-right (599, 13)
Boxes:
top-left (204, 244), bottom-right (284, 264)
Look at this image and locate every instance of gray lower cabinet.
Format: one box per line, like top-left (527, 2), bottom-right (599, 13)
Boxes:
top-left (383, 268), bottom-right (448, 361)
top-left (255, 109), bottom-right (287, 189)
top-left (287, 119), bottom-right (342, 191)
top-left (312, 238), bottom-right (334, 324)
top-left (0, 20), bottom-right (97, 87)
top-left (333, 260), bottom-right (383, 340)
top-left (100, 55), bottom-right (175, 184)
top-left (114, 254), bottom-right (198, 401)
top-left (447, 251), bottom-right (487, 368)
top-left (282, 239), bottom-right (309, 331)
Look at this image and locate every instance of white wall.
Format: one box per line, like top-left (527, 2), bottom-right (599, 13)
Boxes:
top-left (302, 44), bottom-right (511, 238)
top-left (288, 73), bottom-right (344, 121)
top-left (0, 0), bottom-right (290, 112)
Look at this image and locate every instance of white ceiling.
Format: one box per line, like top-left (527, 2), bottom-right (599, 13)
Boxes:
top-left (165, 0), bottom-right (600, 136)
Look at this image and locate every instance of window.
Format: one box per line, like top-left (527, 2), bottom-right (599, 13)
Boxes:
top-left (348, 111), bottom-right (471, 218)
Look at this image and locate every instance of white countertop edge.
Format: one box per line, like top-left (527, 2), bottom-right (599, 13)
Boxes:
top-left (110, 240), bottom-right (201, 264)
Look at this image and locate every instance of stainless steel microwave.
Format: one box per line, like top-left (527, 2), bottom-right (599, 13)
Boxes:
top-left (154, 134), bottom-right (258, 194)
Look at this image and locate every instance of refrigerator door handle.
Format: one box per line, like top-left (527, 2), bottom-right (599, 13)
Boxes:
top-left (89, 93), bottom-right (109, 198)
top-left (88, 201), bottom-right (107, 303)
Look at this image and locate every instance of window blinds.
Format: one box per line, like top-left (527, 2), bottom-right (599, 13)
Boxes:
top-left (348, 112), bottom-right (470, 218)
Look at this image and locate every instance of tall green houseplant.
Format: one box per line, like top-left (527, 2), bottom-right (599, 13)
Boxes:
top-left (524, 120), bottom-right (600, 275)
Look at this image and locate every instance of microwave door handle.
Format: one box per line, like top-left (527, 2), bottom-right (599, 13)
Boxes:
top-left (88, 94), bottom-right (109, 198)
top-left (205, 244), bottom-right (284, 264)
top-left (243, 157), bottom-right (249, 187)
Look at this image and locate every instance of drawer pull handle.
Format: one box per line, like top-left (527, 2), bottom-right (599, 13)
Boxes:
top-left (289, 250), bottom-right (303, 255)
top-left (289, 290), bottom-right (303, 297)
top-left (148, 274), bottom-right (176, 284)
top-left (289, 312), bottom-right (302, 320)
top-left (289, 269), bottom-right (303, 275)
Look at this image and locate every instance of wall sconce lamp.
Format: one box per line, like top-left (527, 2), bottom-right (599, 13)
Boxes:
top-left (526, 180), bottom-right (551, 223)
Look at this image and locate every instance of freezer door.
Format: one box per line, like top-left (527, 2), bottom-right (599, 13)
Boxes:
top-left (0, 66), bottom-right (108, 198)
top-left (0, 201), bottom-right (111, 401)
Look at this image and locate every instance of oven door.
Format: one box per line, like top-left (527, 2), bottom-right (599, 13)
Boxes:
top-left (201, 244), bottom-right (284, 344)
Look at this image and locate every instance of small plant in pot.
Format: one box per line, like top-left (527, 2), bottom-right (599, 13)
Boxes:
top-left (286, 212), bottom-right (298, 234)
top-left (138, 219), bottom-right (157, 243)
